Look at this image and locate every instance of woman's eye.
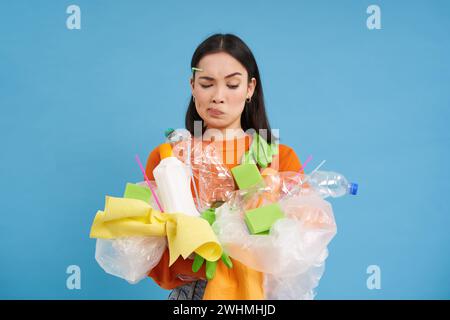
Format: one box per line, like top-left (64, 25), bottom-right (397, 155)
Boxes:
top-left (199, 83), bottom-right (239, 89)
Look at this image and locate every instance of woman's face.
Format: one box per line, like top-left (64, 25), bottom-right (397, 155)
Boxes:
top-left (191, 52), bottom-right (256, 131)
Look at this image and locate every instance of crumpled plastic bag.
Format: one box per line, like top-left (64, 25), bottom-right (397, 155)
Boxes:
top-left (95, 236), bottom-right (167, 284)
top-left (213, 188), bottom-right (337, 299)
top-left (94, 181), bottom-right (167, 284)
top-left (264, 249), bottom-right (328, 300)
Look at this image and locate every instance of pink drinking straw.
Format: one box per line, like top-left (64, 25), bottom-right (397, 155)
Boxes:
top-left (298, 154), bottom-right (313, 173)
top-left (135, 154), bottom-right (164, 212)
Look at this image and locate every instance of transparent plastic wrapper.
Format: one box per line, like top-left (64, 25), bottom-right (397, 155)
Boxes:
top-left (224, 183), bottom-right (275, 215)
top-left (278, 171), bottom-right (311, 198)
top-left (95, 236), bottom-right (167, 284)
top-left (225, 171), bottom-right (313, 209)
top-left (214, 195), bottom-right (336, 276)
top-left (95, 181), bottom-right (167, 285)
top-left (213, 185), bottom-right (337, 299)
top-left (264, 249), bottom-right (328, 300)
top-left (171, 136), bottom-right (235, 211)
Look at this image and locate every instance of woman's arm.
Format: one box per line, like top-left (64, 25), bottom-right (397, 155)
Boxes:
top-left (275, 144), bottom-right (304, 173)
top-left (145, 146), bottom-right (160, 180)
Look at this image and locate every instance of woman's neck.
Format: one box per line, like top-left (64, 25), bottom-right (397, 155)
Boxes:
top-left (203, 127), bottom-right (246, 142)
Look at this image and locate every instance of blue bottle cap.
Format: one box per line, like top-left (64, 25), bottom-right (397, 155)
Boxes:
top-left (349, 183), bottom-right (358, 195)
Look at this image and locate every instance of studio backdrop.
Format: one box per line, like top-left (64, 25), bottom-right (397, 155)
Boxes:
top-left (0, 0), bottom-right (449, 299)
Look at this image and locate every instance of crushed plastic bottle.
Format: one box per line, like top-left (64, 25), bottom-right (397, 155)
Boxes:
top-left (307, 170), bottom-right (358, 198)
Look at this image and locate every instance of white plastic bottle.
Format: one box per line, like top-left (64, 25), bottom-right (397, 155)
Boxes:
top-left (308, 170), bottom-right (358, 198)
top-left (153, 143), bottom-right (200, 217)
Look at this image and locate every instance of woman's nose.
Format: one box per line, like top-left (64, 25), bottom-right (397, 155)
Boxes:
top-left (212, 97), bottom-right (224, 104)
top-left (212, 87), bottom-right (225, 104)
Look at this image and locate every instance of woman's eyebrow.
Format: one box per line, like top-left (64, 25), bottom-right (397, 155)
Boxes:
top-left (224, 72), bottom-right (242, 79)
top-left (198, 72), bottom-right (243, 81)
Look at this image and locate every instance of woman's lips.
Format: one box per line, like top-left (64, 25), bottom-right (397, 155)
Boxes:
top-left (207, 108), bottom-right (224, 116)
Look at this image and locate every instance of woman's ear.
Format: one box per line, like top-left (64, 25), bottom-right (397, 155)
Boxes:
top-left (190, 77), bottom-right (195, 94)
top-left (247, 77), bottom-right (257, 99)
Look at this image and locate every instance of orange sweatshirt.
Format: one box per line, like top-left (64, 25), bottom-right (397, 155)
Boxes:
top-left (145, 134), bottom-right (303, 299)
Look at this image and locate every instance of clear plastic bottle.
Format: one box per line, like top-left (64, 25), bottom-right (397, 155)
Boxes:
top-left (307, 170), bottom-right (358, 198)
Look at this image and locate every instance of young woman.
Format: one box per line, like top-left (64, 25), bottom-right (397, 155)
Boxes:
top-left (145, 33), bottom-right (304, 300)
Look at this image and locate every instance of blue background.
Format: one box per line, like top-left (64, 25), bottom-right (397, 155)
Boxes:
top-left (1, 0), bottom-right (449, 299)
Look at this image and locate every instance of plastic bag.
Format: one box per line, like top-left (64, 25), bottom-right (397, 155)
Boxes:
top-left (213, 188), bottom-right (337, 299)
top-left (263, 249), bottom-right (328, 300)
top-left (95, 236), bottom-right (167, 284)
top-left (214, 197), bottom-right (335, 276)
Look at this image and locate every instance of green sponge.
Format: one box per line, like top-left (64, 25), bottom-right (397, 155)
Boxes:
top-left (244, 203), bottom-right (285, 235)
top-left (231, 163), bottom-right (264, 190)
top-left (123, 183), bottom-right (152, 203)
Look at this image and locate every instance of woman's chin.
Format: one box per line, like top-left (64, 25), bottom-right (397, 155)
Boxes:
top-left (205, 117), bottom-right (230, 129)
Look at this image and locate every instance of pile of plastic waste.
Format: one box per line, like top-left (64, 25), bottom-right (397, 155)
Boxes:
top-left (89, 128), bottom-right (358, 299)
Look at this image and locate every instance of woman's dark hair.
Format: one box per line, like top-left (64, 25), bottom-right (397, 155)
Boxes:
top-left (185, 33), bottom-right (275, 144)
